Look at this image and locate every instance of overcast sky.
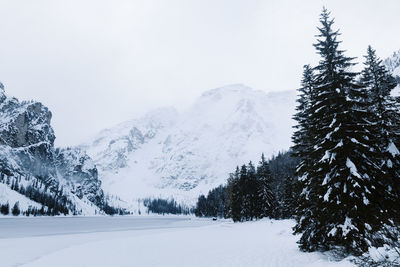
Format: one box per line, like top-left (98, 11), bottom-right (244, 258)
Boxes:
top-left (1, 0), bottom-right (399, 146)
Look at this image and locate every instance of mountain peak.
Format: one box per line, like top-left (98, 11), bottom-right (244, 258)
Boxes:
top-left (201, 84), bottom-right (254, 97)
top-left (384, 49), bottom-right (400, 76)
top-left (80, 84), bottom-right (297, 205)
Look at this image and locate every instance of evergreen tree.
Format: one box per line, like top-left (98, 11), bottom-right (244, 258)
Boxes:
top-left (244, 162), bottom-right (257, 220)
top-left (268, 151), bottom-right (300, 218)
top-left (195, 195), bottom-right (208, 217)
top-left (208, 185), bottom-right (227, 218)
top-left (255, 154), bottom-right (275, 218)
top-left (293, 8), bottom-right (395, 254)
top-left (238, 164), bottom-right (249, 220)
top-left (14, 179), bottom-right (19, 192)
top-left (227, 166), bottom-right (243, 222)
top-left (292, 64), bottom-right (316, 165)
top-left (1, 203), bottom-right (10, 215)
top-left (280, 174), bottom-right (301, 219)
top-left (360, 46), bottom-right (400, 224)
top-left (39, 206), bottom-right (45, 216)
top-left (291, 65), bottom-right (317, 222)
top-left (12, 202), bottom-right (20, 216)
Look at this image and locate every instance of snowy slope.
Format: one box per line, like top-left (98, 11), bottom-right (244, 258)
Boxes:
top-left (0, 183), bottom-right (42, 212)
top-left (81, 84), bottom-right (296, 205)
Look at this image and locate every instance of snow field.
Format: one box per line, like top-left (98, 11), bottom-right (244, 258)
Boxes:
top-left (0, 217), bottom-right (354, 267)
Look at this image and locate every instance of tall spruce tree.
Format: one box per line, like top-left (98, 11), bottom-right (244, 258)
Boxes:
top-left (281, 173), bottom-right (300, 219)
top-left (255, 154), bottom-right (275, 218)
top-left (291, 65), bottom-right (317, 222)
top-left (360, 46), bottom-right (400, 224)
top-left (239, 164), bottom-right (251, 220)
top-left (292, 64), bottom-right (316, 163)
top-left (227, 166), bottom-right (242, 222)
top-left (293, 8), bottom-right (395, 254)
top-left (246, 162), bottom-right (258, 220)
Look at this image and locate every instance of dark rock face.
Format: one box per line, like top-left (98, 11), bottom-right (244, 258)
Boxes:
top-left (55, 147), bottom-right (104, 207)
top-left (0, 98), bottom-right (55, 148)
top-left (0, 88), bottom-right (55, 178)
top-left (0, 84), bottom-right (105, 213)
top-left (16, 142), bottom-right (56, 178)
top-left (384, 49), bottom-right (400, 84)
top-left (0, 84), bottom-right (6, 103)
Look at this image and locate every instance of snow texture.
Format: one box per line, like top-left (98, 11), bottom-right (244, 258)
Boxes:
top-left (387, 141), bottom-right (400, 157)
top-left (0, 217), bottom-right (355, 267)
top-left (346, 158), bottom-right (361, 179)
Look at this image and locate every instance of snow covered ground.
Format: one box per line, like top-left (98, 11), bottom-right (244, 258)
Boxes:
top-left (0, 216), bottom-right (354, 267)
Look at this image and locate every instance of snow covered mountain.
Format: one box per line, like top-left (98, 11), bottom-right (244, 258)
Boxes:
top-left (0, 83), bottom-right (109, 215)
top-left (384, 49), bottom-right (400, 79)
top-left (81, 84), bottom-right (297, 206)
top-left (384, 49), bottom-right (400, 95)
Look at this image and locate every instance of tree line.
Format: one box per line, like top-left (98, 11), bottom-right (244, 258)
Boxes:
top-left (195, 152), bottom-right (300, 222)
top-left (0, 171), bottom-right (129, 216)
top-left (143, 198), bottom-right (192, 215)
top-left (0, 173), bottom-right (73, 215)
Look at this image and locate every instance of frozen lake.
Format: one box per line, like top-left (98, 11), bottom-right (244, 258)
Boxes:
top-left (0, 216), bottom-right (194, 238)
top-left (0, 216), bottom-right (353, 267)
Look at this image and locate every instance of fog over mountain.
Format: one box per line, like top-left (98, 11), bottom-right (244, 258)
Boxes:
top-left (79, 84), bottom-right (296, 207)
top-left (1, 1), bottom-right (399, 146)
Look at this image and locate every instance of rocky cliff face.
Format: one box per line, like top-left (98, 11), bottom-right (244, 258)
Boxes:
top-left (81, 107), bottom-right (179, 174)
top-left (0, 84), bottom-right (106, 214)
top-left (55, 147), bottom-right (104, 207)
top-left (384, 49), bottom-right (400, 83)
top-left (0, 84), bottom-right (56, 179)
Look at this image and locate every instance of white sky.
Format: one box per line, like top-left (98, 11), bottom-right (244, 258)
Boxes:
top-left (0, 0), bottom-right (399, 146)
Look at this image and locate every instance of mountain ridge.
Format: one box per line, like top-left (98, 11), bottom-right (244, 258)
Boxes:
top-left (0, 84), bottom-right (112, 215)
top-left (80, 84), bottom-right (297, 208)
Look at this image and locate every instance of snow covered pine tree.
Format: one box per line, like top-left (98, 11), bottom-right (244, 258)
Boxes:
top-left (360, 46), bottom-right (400, 225)
top-left (293, 8), bottom-right (398, 254)
top-left (255, 154), bottom-right (275, 219)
